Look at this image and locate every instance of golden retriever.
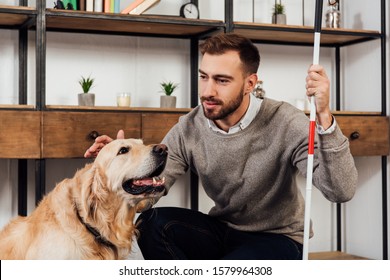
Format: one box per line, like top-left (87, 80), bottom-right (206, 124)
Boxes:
top-left (0, 139), bottom-right (167, 260)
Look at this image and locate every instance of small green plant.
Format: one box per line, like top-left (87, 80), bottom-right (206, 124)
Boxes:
top-left (79, 75), bottom-right (95, 93)
top-left (273, 3), bottom-right (285, 15)
top-left (160, 81), bottom-right (179, 96)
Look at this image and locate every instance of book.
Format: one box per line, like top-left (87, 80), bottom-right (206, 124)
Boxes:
top-left (120, 0), bottom-right (145, 14)
top-left (110, 0), bottom-right (115, 12)
top-left (94, 0), bottom-right (103, 12)
top-left (86, 0), bottom-right (94, 11)
top-left (79, 0), bottom-right (86, 11)
top-left (104, 0), bottom-right (111, 12)
top-left (129, 0), bottom-right (160, 15)
top-left (114, 0), bottom-right (120, 13)
top-left (62, 0), bottom-right (77, 9)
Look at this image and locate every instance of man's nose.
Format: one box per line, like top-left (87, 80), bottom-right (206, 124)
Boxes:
top-left (200, 80), bottom-right (216, 98)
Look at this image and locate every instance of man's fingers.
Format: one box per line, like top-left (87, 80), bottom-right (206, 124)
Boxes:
top-left (84, 142), bottom-right (105, 158)
top-left (95, 135), bottom-right (113, 144)
top-left (84, 131), bottom-right (123, 158)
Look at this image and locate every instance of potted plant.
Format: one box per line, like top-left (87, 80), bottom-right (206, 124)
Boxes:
top-left (78, 75), bottom-right (95, 106)
top-left (160, 81), bottom-right (178, 108)
top-left (272, 1), bottom-right (286, 25)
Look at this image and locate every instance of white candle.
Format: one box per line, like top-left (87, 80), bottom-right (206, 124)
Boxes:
top-left (117, 92), bottom-right (131, 107)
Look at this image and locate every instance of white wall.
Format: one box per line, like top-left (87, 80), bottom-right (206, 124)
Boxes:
top-left (0, 0), bottom-right (388, 260)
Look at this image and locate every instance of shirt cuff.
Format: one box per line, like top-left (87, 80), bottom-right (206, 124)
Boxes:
top-left (317, 116), bottom-right (336, 135)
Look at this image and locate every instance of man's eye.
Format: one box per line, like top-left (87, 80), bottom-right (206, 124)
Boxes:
top-left (217, 79), bottom-right (229, 84)
top-left (118, 147), bottom-right (129, 155)
top-left (199, 75), bottom-right (207, 80)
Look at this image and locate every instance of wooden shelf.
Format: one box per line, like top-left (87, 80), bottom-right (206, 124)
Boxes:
top-left (45, 9), bottom-right (224, 38)
top-left (309, 251), bottom-right (369, 260)
top-left (0, 104), bottom-right (36, 110)
top-left (232, 22), bottom-right (381, 47)
top-left (45, 105), bottom-right (191, 113)
top-left (0, 5), bottom-right (36, 28)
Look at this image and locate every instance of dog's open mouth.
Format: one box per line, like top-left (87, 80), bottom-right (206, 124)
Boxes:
top-left (122, 161), bottom-right (166, 195)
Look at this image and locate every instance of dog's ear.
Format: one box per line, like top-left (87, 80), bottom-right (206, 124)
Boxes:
top-left (82, 165), bottom-right (110, 220)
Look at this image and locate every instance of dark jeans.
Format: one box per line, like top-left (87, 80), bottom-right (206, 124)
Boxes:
top-left (136, 207), bottom-right (303, 260)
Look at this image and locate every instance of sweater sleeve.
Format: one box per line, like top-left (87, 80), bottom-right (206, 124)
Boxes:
top-left (294, 116), bottom-right (358, 203)
top-left (313, 122), bottom-right (358, 202)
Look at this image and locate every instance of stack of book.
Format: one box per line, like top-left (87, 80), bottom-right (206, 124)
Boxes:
top-left (62, 0), bottom-right (116, 12)
top-left (73, 0), bottom-right (160, 14)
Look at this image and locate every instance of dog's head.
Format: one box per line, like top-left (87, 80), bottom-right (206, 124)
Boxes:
top-left (94, 138), bottom-right (167, 205)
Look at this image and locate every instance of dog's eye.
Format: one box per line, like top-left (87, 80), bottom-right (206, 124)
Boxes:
top-left (117, 147), bottom-right (129, 155)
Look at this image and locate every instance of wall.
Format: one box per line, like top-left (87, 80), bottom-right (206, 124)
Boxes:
top-left (0, 0), bottom-right (388, 259)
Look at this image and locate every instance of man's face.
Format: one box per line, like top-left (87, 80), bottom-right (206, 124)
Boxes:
top-left (199, 51), bottom-right (249, 122)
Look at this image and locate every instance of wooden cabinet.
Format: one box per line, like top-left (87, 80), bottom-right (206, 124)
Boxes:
top-left (336, 115), bottom-right (389, 156)
top-left (0, 110), bottom-right (41, 159)
top-left (42, 111), bottom-right (141, 158)
top-left (141, 111), bottom-right (189, 145)
top-left (40, 107), bottom-right (189, 158)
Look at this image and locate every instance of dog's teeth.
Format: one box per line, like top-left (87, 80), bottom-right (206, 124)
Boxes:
top-left (151, 176), bottom-right (165, 186)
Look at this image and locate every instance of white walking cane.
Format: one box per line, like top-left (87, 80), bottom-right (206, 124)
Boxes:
top-left (302, 0), bottom-right (324, 260)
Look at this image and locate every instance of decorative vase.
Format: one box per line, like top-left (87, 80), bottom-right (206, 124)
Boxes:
top-left (78, 93), bottom-right (95, 106)
top-left (272, 14), bottom-right (286, 25)
top-left (160, 95), bottom-right (176, 108)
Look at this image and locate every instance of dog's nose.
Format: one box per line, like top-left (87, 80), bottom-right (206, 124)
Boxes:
top-left (152, 144), bottom-right (168, 157)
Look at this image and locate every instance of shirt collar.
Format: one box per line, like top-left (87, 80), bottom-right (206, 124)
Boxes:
top-left (207, 93), bottom-right (263, 134)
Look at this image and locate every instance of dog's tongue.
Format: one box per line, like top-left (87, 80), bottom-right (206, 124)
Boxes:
top-left (133, 177), bottom-right (165, 187)
top-left (134, 178), bottom-right (153, 186)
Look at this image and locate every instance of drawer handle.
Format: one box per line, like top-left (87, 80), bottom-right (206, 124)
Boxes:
top-left (87, 130), bottom-right (100, 141)
top-left (350, 131), bottom-right (360, 140)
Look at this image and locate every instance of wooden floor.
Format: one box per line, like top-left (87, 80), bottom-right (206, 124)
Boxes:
top-left (309, 251), bottom-right (369, 260)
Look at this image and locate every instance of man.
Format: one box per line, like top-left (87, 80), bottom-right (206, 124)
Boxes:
top-left (85, 33), bottom-right (357, 260)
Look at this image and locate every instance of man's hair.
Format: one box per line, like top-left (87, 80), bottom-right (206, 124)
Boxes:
top-left (199, 33), bottom-right (260, 76)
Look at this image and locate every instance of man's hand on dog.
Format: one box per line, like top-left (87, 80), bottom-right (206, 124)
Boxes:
top-left (84, 130), bottom-right (125, 158)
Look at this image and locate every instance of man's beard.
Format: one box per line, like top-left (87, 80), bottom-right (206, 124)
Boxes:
top-left (200, 87), bottom-right (244, 120)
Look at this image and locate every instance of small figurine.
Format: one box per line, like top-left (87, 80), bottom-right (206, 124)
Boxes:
top-left (325, 0), bottom-right (341, 28)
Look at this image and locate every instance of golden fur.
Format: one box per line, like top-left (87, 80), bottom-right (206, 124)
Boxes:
top-left (0, 139), bottom-right (166, 260)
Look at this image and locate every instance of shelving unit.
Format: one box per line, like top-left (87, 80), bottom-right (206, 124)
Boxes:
top-left (0, 0), bottom-right (388, 259)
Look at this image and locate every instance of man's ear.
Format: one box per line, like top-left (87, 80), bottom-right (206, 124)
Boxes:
top-left (246, 73), bottom-right (258, 94)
